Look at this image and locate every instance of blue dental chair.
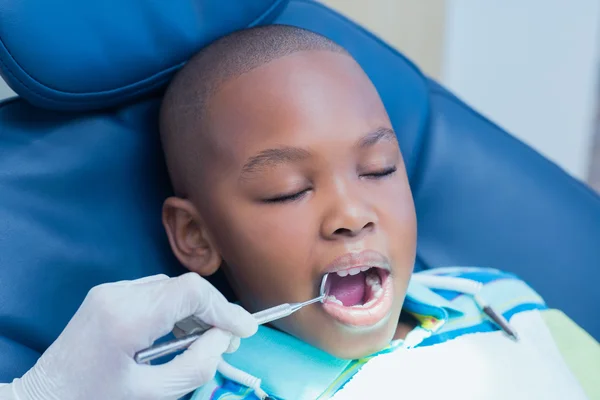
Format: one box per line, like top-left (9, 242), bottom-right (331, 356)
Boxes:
top-left (1, 0), bottom-right (599, 383)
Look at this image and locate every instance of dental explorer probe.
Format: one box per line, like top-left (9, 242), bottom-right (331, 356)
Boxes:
top-left (411, 274), bottom-right (519, 341)
top-left (134, 274), bottom-right (330, 364)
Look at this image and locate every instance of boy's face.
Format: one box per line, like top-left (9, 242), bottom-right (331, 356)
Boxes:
top-left (165, 50), bottom-right (416, 359)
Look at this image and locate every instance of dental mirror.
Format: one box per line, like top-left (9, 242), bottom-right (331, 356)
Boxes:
top-left (319, 273), bottom-right (330, 301)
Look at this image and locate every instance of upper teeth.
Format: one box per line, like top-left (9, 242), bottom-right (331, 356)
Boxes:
top-left (366, 270), bottom-right (383, 294)
top-left (336, 266), bottom-right (371, 277)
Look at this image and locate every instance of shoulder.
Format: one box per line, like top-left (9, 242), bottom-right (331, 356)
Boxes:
top-left (423, 266), bottom-right (545, 309)
top-left (419, 266), bottom-right (547, 344)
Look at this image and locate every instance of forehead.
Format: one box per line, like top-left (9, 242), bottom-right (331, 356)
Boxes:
top-left (205, 50), bottom-right (390, 168)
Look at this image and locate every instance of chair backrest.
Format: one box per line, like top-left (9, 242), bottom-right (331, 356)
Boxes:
top-left (1, 0), bottom-right (599, 382)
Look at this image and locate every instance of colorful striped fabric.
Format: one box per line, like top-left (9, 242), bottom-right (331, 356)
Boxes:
top-left (191, 267), bottom-right (548, 400)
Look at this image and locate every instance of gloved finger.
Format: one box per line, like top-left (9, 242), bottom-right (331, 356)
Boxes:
top-left (129, 274), bottom-right (170, 285)
top-left (109, 274), bottom-right (170, 287)
top-left (196, 302), bottom-right (258, 339)
top-left (226, 336), bottom-right (241, 353)
top-left (144, 328), bottom-right (233, 397)
top-left (157, 273), bottom-right (258, 338)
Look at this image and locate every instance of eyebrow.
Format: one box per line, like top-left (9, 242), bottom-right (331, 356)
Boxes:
top-left (240, 127), bottom-right (397, 177)
top-left (241, 147), bottom-right (312, 176)
top-left (358, 127), bottom-right (397, 148)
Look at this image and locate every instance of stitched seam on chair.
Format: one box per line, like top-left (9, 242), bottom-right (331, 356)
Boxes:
top-left (0, 36), bottom-right (162, 98)
top-left (0, 334), bottom-right (42, 365)
top-left (409, 101), bottom-right (431, 184)
top-left (0, 96), bottom-right (19, 109)
top-left (248, 0), bottom-right (289, 27)
top-left (0, 43), bottom-right (182, 108)
top-left (0, 97), bottom-right (20, 139)
top-left (0, 2), bottom-right (286, 104)
top-left (428, 86), bottom-right (600, 205)
top-left (0, 318), bottom-right (48, 355)
top-left (408, 89), bottom-right (433, 193)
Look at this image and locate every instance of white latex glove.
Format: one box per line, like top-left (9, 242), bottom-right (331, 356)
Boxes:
top-left (1, 273), bottom-right (258, 400)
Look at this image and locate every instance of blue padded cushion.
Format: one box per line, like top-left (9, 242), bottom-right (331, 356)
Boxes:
top-left (0, 97), bottom-right (186, 380)
top-left (1, 0), bottom-right (600, 384)
top-left (0, 0), bottom-right (288, 111)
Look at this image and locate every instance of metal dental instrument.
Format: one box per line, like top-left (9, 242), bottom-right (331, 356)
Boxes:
top-left (134, 274), bottom-right (330, 364)
top-left (411, 274), bottom-right (519, 341)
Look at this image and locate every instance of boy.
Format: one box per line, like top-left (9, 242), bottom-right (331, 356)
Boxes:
top-left (159, 25), bottom-right (599, 399)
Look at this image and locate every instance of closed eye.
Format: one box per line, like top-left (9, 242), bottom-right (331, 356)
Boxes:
top-left (361, 166), bottom-right (397, 179)
top-left (263, 188), bottom-right (310, 204)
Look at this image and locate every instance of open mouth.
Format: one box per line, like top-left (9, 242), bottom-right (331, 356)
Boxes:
top-left (322, 266), bottom-right (393, 327)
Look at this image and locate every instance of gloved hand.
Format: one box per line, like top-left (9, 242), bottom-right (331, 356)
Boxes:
top-left (2, 273), bottom-right (258, 400)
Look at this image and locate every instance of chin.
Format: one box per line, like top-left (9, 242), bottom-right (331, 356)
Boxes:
top-left (315, 308), bottom-right (401, 360)
top-left (325, 326), bottom-right (397, 360)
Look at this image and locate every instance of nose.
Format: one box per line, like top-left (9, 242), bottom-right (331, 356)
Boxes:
top-left (320, 181), bottom-right (377, 240)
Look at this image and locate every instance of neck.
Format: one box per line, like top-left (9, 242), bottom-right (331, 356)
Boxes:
top-left (394, 311), bottom-right (418, 340)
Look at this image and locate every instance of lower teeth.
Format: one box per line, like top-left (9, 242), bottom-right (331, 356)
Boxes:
top-left (326, 296), bottom-right (343, 306)
top-left (365, 273), bottom-right (379, 286)
top-left (326, 270), bottom-right (384, 308)
top-left (351, 296), bottom-right (377, 309)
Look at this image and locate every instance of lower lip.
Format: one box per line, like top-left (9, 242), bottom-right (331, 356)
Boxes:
top-left (322, 271), bottom-right (394, 327)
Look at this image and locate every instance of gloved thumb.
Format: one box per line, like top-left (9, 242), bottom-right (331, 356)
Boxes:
top-left (142, 328), bottom-right (234, 398)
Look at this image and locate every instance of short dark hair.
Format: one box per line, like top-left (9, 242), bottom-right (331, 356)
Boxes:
top-left (159, 24), bottom-right (348, 196)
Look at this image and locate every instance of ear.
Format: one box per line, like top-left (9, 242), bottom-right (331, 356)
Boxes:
top-left (162, 197), bottom-right (221, 276)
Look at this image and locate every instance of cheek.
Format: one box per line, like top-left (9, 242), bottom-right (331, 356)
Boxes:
top-left (377, 180), bottom-right (417, 266)
top-left (211, 203), bottom-right (317, 309)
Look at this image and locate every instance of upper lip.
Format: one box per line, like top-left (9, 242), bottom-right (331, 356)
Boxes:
top-left (323, 250), bottom-right (391, 275)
